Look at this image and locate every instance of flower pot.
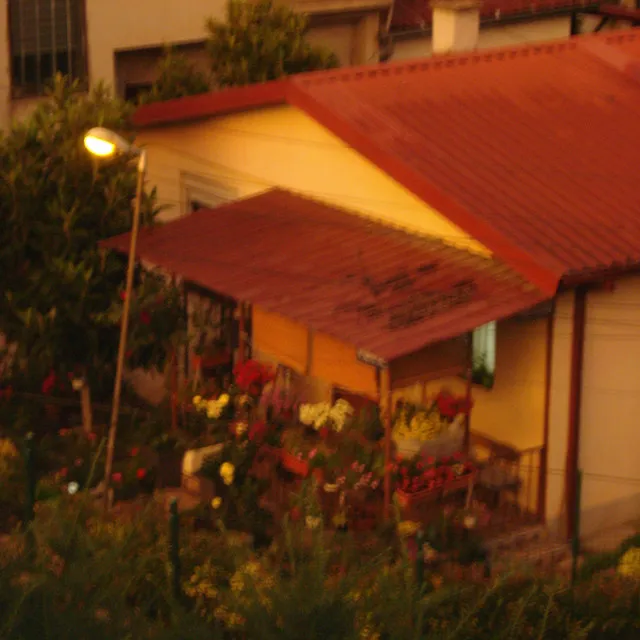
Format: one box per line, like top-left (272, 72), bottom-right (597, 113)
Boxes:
top-left (156, 450), bottom-right (184, 488)
top-left (281, 451), bottom-right (309, 477)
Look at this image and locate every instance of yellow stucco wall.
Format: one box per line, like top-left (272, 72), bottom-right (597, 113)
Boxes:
top-left (138, 105), bottom-right (479, 248)
top-left (253, 306), bottom-right (379, 398)
top-left (393, 317), bottom-right (547, 451)
top-left (392, 316), bottom-right (548, 512)
top-left (578, 277), bottom-right (640, 540)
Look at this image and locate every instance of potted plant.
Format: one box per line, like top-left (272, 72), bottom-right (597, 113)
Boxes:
top-left (394, 454), bottom-right (476, 520)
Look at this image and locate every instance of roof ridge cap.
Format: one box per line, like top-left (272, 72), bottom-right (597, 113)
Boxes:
top-left (293, 38), bottom-right (583, 87)
top-left (577, 29), bottom-right (640, 83)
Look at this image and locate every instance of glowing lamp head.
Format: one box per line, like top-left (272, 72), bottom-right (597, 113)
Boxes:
top-left (83, 127), bottom-right (134, 158)
top-left (84, 134), bottom-right (116, 157)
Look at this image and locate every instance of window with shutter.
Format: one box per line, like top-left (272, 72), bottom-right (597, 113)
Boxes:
top-left (8, 0), bottom-right (86, 97)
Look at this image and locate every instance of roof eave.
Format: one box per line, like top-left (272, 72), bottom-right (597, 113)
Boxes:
top-left (133, 80), bottom-right (290, 129)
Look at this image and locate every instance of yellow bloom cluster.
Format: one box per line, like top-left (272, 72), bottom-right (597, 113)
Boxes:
top-left (0, 438), bottom-right (18, 478)
top-left (184, 561), bottom-right (220, 603)
top-left (299, 399), bottom-right (354, 432)
top-left (220, 462), bottom-right (235, 486)
top-left (397, 520), bottom-right (420, 537)
top-left (193, 394), bottom-right (230, 419)
top-left (230, 560), bottom-right (274, 611)
top-left (618, 547), bottom-right (640, 579)
top-left (393, 410), bottom-right (442, 442)
top-left (213, 605), bottom-right (245, 628)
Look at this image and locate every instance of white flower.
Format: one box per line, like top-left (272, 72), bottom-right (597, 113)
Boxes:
top-left (67, 482), bottom-right (79, 495)
top-left (305, 516), bottom-right (322, 530)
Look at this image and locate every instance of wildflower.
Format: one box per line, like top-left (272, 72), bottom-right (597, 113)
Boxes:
top-left (74, 458), bottom-right (83, 467)
top-left (219, 462), bottom-right (235, 485)
top-left (463, 514), bottom-right (477, 530)
top-left (192, 395), bottom-right (203, 406)
top-left (235, 422), bottom-right (248, 437)
top-left (59, 467), bottom-right (68, 478)
top-left (211, 497), bottom-right (222, 509)
top-left (136, 468), bottom-right (147, 480)
top-left (305, 515), bottom-right (322, 530)
top-left (397, 520), bottom-right (420, 537)
top-left (87, 432), bottom-right (97, 442)
top-left (618, 547), bottom-right (640, 578)
top-left (112, 472), bottom-right (123, 483)
top-left (130, 447), bottom-right (140, 457)
top-left (67, 482), bottom-right (79, 495)
top-left (71, 378), bottom-right (84, 391)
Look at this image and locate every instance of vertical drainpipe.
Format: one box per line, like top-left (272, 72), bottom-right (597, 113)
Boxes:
top-left (565, 286), bottom-right (587, 541)
top-left (537, 298), bottom-right (556, 523)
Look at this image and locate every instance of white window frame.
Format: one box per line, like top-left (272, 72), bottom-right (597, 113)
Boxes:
top-left (471, 321), bottom-right (497, 389)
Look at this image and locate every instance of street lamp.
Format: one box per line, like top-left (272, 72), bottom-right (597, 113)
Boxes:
top-left (84, 127), bottom-right (147, 510)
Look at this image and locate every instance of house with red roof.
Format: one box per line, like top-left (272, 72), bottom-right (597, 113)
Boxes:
top-left (110, 27), bottom-right (640, 544)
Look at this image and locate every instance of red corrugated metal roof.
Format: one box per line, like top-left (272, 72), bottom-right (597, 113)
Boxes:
top-left (103, 190), bottom-right (545, 361)
top-left (133, 28), bottom-right (640, 288)
top-left (391, 0), bottom-right (596, 31)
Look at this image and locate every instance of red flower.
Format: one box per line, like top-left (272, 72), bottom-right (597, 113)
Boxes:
top-left (140, 311), bottom-right (151, 325)
top-left (248, 421), bottom-right (268, 442)
top-left (112, 472), bottom-right (123, 483)
top-left (59, 467), bottom-right (68, 478)
top-left (42, 371), bottom-right (56, 395)
top-left (318, 427), bottom-right (330, 440)
top-left (119, 291), bottom-right (127, 301)
top-left (130, 447), bottom-right (140, 457)
top-left (136, 468), bottom-right (147, 480)
top-left (87, 432), bottom-right (97, 442)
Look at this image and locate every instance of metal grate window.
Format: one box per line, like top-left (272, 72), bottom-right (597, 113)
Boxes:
top-left (9, 0), bottom-right (86, 97)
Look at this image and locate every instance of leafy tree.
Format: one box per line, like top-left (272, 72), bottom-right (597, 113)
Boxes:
top-left (206, 0), bottom-right (339, 88)
top-left (0, 75), bottom-right (179, 431)
top-left (139, 47), bottom-right (211, 105)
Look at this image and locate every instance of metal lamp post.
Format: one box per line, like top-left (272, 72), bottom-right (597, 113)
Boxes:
top-left (84, 127), bottom-right (147, 510)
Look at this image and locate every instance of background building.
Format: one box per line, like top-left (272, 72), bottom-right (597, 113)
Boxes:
top-left (0, 0), bottom-right (389, 128)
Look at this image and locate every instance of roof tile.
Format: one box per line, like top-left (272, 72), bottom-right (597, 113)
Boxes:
top-left (133, 28), bottom-right (640, 286)
top-left (103, 190), bottom-right (545, 361)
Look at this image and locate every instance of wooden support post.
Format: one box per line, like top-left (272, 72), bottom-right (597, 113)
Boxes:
top-left (380, 367), bottom-right (392, 520)
top-left (237, 302), bottom-right (246, 365)
top-left (464, 334), bottom-right (473, 453)
top-left (170, 352), bottom-right (178, 431)
top-left (305, 329), bottom-right (314, 376)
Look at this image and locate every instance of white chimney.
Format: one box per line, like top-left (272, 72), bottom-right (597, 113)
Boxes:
top-left (431, 0), bottom-right (482, 54)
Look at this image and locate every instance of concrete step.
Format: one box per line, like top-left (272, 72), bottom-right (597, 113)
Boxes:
top-left (485, 524), bottom-right (549, 553)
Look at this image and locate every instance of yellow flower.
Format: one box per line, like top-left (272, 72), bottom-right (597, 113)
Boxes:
top-left (618, 547), bottom-right (640, 578)
top-left (220, 462), bottom-right (235, 485)
top-left (192, 395), bottom-right (203, 406)
top-left (397, 520), bottom-right (420, 537)
top-left (211, 497), bottom-right (222, 509)
top-left (218, 393), bottom-right (230, 407)
top-left (235, 422), bottom-right (248, 436)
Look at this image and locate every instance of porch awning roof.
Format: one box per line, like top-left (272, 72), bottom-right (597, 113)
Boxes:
top-left (102, 189), bottom-right (547, 362)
